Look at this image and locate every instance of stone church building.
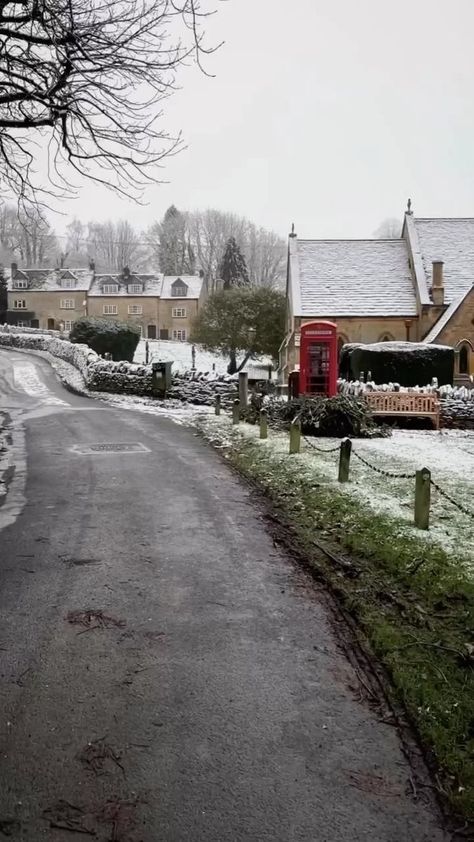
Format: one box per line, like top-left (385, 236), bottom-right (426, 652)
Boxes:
top-left (280, 207), bottom-right (474, 384)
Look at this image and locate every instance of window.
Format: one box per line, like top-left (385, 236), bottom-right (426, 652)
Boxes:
top-left (60, 299), bottom-right (75, 309)
top-left (102, 284), bottom-right (119, 294)
top-left (128, 304), bottom-right (143, 315)
top-left (63, 320), bottom-right (74, 332)
top-left (172, 307), bottom-right (187, 318)
top-left (103, 304), bottom-right (118, 315)
top-left (16, 319), bottom-right (31, 327)
top-left (171, 279), bottom-right (188, 297)
top-left (378, 333), bottom-right (394, 342)
top-left (13, 299), bottom-right (27, 309)
top-left (172, 328), bottom-right (187, 341)
top-left (128, 284), bottom-right (143, 294)
top-left (61, 278), bottom-right (76, 289)
top-left (13, 279), bottom-right (28, 289)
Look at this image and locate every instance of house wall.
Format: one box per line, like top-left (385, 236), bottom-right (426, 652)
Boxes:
top-left (434, 288), bottom-right (474, 376)
top-left (7, 290), bottom-right (87, 329)
top-left (159, 297), bottom-right (200, 341)
top-left (87, 297), bottom-right (160, 337)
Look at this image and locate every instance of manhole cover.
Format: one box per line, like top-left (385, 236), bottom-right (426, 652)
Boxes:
top-left (71, 442), bottom-right (150, 455)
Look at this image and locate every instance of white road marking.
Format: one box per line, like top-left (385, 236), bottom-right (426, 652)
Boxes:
top-left (13, 363), bottom-right (68, 406)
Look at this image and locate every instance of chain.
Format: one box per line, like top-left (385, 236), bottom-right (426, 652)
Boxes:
top-left (302, 435), bottom-right (341, 454)
top-left (351, 448), bottom-right (416, 479)
top-left (430, 479), bottom-right (474, 519)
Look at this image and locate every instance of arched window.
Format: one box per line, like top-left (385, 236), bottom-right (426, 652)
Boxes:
top-left (459, 344), bottom-right (470, 375)
top-left (378, 333), bottom-right (394, 342)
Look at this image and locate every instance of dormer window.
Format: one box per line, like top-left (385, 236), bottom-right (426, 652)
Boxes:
top-left (102, 284), bottom-right (119, 294)
top-left (13, 279), bottom-right (28, 290)
top-left (172, 278), bottom-right (188, 297)
top-left (128, 284), bottom-right (143, 294)
top-left (61, 277), bottom-right (76, 289)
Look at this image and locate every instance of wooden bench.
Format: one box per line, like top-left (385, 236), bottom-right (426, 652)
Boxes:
top-left (364, 391), bottom-right (440, 429)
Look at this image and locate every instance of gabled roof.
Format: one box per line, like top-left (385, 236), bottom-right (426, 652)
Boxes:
top-left (291, 238), bottom-right (417, 317)
top-left (7, 267), bottom-right (93, 291)
top-left (413, 218), bottom-right (474, 304)
top-left (423, 286), bottom-right (473, 343)
top-left (88, 272), bottom-right (162, 296)
top-left (160, 275), bottom-right (203, 299)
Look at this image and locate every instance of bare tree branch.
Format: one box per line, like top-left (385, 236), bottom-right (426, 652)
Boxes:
top-left (0, 0), bottom-right (219, 206)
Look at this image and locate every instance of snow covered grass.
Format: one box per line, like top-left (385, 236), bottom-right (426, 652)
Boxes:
top-left (193, 413), bottom-right (474, 820)
top-left (134, 338), bottom-right (273, 375)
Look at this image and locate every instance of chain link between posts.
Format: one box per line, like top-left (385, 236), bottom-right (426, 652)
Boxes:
top-left (429, 479), bottom-right (474, 520)
top-left (350, 448), bottom-right (416, 480)
top-left (302, 434), bottom-right (341, 454)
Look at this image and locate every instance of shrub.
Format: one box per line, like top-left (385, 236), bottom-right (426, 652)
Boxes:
top-left (242, 394), bottom-right (388, 438)
top-left (339, 341), bottom-right (454, 387)
top-left (70, 317), bottom-right (141, 362)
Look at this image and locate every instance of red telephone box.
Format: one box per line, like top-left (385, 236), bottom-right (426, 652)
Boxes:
top-left (300, 321), bottom-right (338, 396)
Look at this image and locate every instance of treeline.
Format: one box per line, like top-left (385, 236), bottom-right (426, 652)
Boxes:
top-left (0, 204), bottom-right (286, 289)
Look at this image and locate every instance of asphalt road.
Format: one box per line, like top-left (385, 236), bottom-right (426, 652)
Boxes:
top-left (0, 349), bottom-right (447, 841)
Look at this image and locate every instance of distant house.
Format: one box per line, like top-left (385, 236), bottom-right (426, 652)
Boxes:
top-left (281, 208), bottom-right (474, 385)
top-left (6, 264), bottom-right (93, 331)
top-left (5, 264), bottom-right (206, 339)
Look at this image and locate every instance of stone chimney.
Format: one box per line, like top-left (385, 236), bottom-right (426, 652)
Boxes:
top-left (11, 262), bottom-right (17, 277)
top-left (432, 260), bottom-right (444, 306)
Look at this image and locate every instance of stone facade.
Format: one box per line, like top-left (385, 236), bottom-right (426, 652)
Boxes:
top-left (281, 210), bottom-right (474, 384)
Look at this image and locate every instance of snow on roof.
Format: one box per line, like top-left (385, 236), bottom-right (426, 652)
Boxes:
top-left (423, 286), bottom-right (473, 343)
top-left (88, 272), bottom-right (162, 296)
top-left (7, 267), bottom-right (94, 291)
top-left (294, 239), bottom-right (417, 317)
top-left (160, 275), bottom-right (204, 299)
top-left (414, 218), bottom-right (474, 304)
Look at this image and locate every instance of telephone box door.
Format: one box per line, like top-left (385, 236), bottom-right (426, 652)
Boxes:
top-left (300, 321), bottom-right (337, 397)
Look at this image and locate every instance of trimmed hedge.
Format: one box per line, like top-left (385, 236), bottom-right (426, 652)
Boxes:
top-left (340, 341), bottom-right (454, 388)
top-left (70, 317), bottom-right (141, 362)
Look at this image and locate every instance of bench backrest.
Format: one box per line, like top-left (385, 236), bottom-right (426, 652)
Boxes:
top-left (365, 391), bottom-right (439, 413)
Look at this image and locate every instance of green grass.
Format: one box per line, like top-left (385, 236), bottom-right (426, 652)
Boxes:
top-left (211, 429), bottom-right (474, 821)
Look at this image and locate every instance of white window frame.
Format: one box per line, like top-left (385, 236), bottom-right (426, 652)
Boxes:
top-left (127, 284), bottom-right (143, 294)
top-left (172, 307), bottom-right (187, 318)
top-left (16, 319), bottom-right (31, 327)
top-left (103, 304), bottom-right (118, 315)
top-left (172, 286), bottom-right (188, 297)
top-left (102, 284), bottom-right (119, 294)
top-left (60, 299), bottom-right (75, 309)
top-left (172, 328), bottom-right (187, 341)
top-left (128, 304), bottom-right (143, 315)
top-left (61, 277), bottom-right (76, 289)
top-left (63, 320), bottom-right (74, 331)
top-left (13, 279), bottom-right (28, 290)
top-left (13, 299), bottom-right (27, 309)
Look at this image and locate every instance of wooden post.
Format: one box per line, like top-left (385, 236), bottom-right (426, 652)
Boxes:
top-left (338, 437), bottom-right (352, 482)
top-left (414, 468), bottom-right (431, 530)
top-left (289, 418), bottom-right (301, 454)
top-left (259, 409), bottom-right (268, 439)
top-left (215, 395), bottom-right (221, 416)
top-left (238, 371), bottom-right (249, 408)
top-left (232, 399), bottom-right (240, 425)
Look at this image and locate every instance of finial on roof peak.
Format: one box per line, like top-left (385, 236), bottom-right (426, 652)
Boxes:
top-left (407, 198), bottom-right (413, 215)
top-left (289, 222), bottom-right (297, 238)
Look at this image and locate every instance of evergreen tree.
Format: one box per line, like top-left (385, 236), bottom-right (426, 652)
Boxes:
top-left (219, 237), bottom-right (250, 290)
top-left (158, 205), bottom-right (195, 276)
top-left (0, 266), bottom-right (7, 322)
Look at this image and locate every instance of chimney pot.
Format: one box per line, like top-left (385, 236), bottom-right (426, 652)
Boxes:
top-left (11, 262), bottom-right (17, 276)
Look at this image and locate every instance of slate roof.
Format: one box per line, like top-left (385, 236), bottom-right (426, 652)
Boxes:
top-left (88, 272), bottom-right (162, 297)
top-left (7, 267), bottom-right (93, 291)
top-left (160, 275), bottom-right (203, 299)
top-left (294, 239), bottom-right (417, 317)
top-left (414, 218), bottom-right (474, 304)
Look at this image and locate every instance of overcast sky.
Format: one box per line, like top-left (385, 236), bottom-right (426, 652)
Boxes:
top-left (55, 0), bottom-right (474, 240)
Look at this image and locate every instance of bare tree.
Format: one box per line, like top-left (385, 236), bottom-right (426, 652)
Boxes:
top-left (0, 203), bottom-right (57, 266)
top-left (86, 219), bottom-right (148, 271)
top-left (0, 0), bottom-right (217, 205)
top-left (374, 218), bottom-right (402, 239)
